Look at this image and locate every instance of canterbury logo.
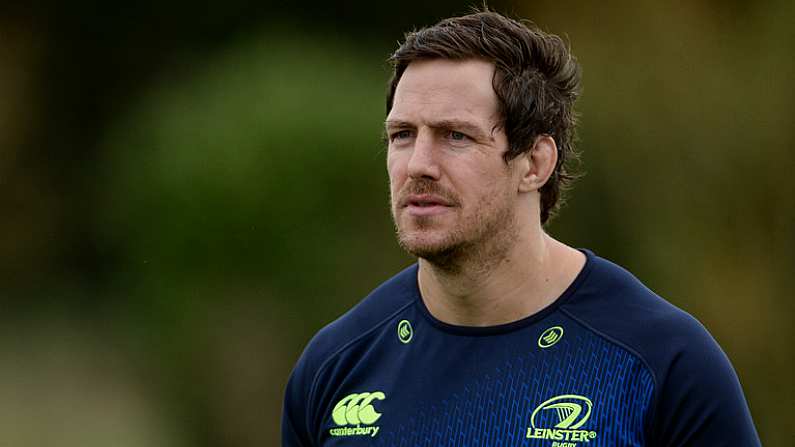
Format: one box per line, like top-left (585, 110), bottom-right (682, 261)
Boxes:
top-left (527, 394), bottom-right (598, 443)
top-left (332, 392), bottom-right (386, 426)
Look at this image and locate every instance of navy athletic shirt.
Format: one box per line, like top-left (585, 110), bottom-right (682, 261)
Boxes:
top-left (282, 250), bottom-right (760, 446)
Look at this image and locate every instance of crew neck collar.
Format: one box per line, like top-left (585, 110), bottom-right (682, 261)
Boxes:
top-left (411, 249), bottom-right (595, 336)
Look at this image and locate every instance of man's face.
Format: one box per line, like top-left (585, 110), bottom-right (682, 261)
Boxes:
top-left (386, 59), bottom-right (522, 262)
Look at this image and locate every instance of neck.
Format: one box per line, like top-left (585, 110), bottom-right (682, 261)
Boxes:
top-left (417, 229), bottom-right (585, 327)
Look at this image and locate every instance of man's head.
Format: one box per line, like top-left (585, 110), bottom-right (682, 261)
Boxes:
top-left (385, 10), bottom-right (581, 266)
top-left (387, 10), bottom-right (581, 225)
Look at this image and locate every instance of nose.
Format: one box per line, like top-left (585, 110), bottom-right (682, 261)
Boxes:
top-left (407, 129), bottom-right (441, 180)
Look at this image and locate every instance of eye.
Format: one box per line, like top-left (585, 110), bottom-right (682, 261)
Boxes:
top-left (390, 130), bottom-right (413, 142)
top-left (447, 131), bottom-right (469, 142)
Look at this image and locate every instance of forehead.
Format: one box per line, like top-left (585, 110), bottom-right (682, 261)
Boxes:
top-left (388, 59), bottom-right (499, 126)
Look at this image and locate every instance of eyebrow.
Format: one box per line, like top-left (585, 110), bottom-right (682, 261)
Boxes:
top-left (385, 119), bottom-right (493, 141)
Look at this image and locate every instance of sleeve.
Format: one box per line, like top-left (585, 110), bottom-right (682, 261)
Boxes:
top-left (282, 350), bottom-right (317, 447)
top-left (648, 317), bottom-right (761, 447)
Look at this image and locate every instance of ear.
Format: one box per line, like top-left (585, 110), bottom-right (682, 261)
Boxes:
top-left (517, 135), bottom-right (558, 193)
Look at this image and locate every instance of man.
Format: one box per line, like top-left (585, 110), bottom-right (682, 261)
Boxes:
top-left (282, 10), bottom-right (760, 446)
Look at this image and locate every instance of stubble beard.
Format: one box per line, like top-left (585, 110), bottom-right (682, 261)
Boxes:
top-left (392, 191), bottom-right (518, 274)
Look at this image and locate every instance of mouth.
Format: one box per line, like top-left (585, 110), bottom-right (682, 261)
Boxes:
top-left (402, 194), bottom-right (454, 217)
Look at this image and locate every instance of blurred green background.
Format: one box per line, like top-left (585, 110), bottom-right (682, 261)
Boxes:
top-left (1, 0), bottom-right (792, 445)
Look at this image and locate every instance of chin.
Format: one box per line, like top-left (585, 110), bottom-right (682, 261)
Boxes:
top-left (397, 229), bottom-right (461, 261)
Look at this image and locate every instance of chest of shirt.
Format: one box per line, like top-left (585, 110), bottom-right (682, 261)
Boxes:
top-left (310, 312), bottom-right (655, 446)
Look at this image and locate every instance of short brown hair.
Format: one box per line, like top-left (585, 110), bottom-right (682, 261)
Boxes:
top-left (386, 10), bottom-right (582, 224)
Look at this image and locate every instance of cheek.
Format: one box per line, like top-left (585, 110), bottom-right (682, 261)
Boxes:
top-left (459, 167), bottom-right (512, 206)
top-left (386, 153), bottom-right (406, 190)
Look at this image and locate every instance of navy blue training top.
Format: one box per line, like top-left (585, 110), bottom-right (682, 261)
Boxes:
top-left (282, 250), bottom-right (760, 446)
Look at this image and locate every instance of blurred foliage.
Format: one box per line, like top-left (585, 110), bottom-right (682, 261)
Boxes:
top-left (0, 0), bottom-right (792, 445)
top-left (96, 33), bottom-right (409, 445)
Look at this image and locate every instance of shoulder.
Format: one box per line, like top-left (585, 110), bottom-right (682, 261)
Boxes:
top-left (299, 263), bottom-right (419, 372)
top-left (562, 251), bottom-right (760, 445)
top-left (560, 252), bottom-right (714, 365)
top-left (561, 251), bottom-right (709, 376)
top-left (282, 264), bottom-right (419, 445)
top-left (286, 263), bottom-right (418, 395)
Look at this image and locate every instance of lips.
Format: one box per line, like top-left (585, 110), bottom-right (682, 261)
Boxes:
top-left (403, 194), bottom-right (453, 208)
top-left (395, 181), bottom-right (459, 218)
top-left (398, 192), bottom-right (457, 217)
